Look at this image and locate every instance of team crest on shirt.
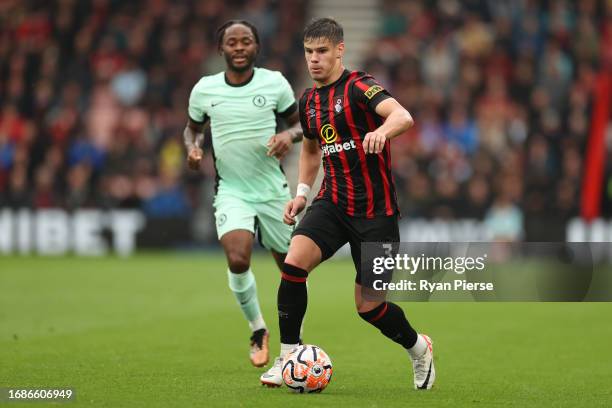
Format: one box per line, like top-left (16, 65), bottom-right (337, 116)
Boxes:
top-left (309, 108), bottom-right (316, 118)
top-left (252, 95), bottom-right (266, 107)
top-left (334, 97), bottom-right (343, 113)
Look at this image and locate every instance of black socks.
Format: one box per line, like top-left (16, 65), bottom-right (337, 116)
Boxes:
top-left (358, 302), bottom-right (418, 349)
top-left (278, 263), bottom-right (308, 344)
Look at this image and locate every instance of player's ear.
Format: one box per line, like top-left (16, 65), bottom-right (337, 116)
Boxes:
top-left (336, 42), bottom-right (344, 59)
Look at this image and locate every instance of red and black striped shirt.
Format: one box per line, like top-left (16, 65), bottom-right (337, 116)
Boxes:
top-left (299, 69), bottom-right (399, 218)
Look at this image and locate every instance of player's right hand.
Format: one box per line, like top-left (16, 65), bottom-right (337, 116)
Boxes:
top-left (187, 147), bottom-right (203, 170)
top-left (283, 196), bottom-right (307, 225)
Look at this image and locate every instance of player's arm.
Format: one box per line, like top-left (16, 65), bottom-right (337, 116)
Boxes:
top-left (362, 98), bottom-right (414, 154)
top-left (185, 80), bottom-right (210, 170)
top-left (283, 136), bottom-right (320, 225)
top-left (268, 74), bottom-right (303, 159)
top-left (183, 117), bottom-right (208, 170)
top-left (267, 107), bottom-right (304, 159)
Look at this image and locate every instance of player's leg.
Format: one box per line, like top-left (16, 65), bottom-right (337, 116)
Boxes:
top-left (254, 197), bottom-right (309, 341)
top-left (278, 200), bottom-right (346, 354)
top-left (350, 216), bottom-right (435, 390)
top-left (260, 200), bottom-right (346, 386)
top-left (354, 283), bottom-right (434, 389)
top-left (269, 250), bottom-right (308, 338)
top-left (214, 195), bottom-right (269, 367)
top-left (278, 234), bottom-right (322, 347)
top-left (354, 284), bottom-right (420, 351)
top-left (260, 235), bottom-right (319, 386)
top-left (219, 229), bottom-right (268, 330)
top-left (260, 234), bottom-right (323, 387)
top-left (270, 250), bottom-right (286, 270)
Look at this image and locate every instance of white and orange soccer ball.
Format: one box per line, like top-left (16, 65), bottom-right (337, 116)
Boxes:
top-left (282, 344), bottom-right (333, 393)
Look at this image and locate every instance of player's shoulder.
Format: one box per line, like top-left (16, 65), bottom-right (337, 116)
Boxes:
top-left (348, 70), bottom-right (388, 99)
top-left (253, 67), bottom-right (289, 83)
top-left (349, 70), bottom-right (377, 83)
top-left (191, 72), bottom-right (225, 91)
top-left (298, 86), bottom-right (315, 105)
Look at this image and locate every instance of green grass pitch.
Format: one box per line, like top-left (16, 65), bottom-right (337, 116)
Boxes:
top-left (1, 253), bottom-right (611, 407)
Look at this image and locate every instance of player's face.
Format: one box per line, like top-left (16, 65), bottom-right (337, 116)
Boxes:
top-left (303, 37), bottom-right (344, 82)
top-left (221, 24), bottom-right (258, 73)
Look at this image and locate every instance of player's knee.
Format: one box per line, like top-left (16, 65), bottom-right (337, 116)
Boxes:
top-left (281, 262), bottom-right (308, 283)
top-left (284, 250), bottom-right (317, 273)
top-left (355, 299), bottom-right (384, 314)
top-left (357, 301), bottom-right (386, 321)
top-left (284, 235), bottom-right (322, 271)
top-left (283, 252), bottom-right (307, 271)
top-left (227, 252), bottom-right (250, 273)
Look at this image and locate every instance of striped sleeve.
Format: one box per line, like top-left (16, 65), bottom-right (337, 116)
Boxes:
top-left (351, 75), bottom-right (392, 113)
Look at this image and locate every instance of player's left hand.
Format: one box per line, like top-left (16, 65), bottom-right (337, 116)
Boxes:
top-left (267, 131), bottom-right (293, 159)
top-left (362, 130), bottom-right (387, 154)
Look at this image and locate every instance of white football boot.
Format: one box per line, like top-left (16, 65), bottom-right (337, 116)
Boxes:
top-left (260, 356), bottom-right (283, 387)
top-left (412, 334), bottom-right (435, 390)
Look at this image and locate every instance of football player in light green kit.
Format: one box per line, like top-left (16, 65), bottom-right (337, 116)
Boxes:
top-left (183, 20), bottom-right (303, 368)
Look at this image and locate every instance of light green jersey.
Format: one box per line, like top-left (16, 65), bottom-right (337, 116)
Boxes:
top-left (188, 67), bottom-right (296, 202)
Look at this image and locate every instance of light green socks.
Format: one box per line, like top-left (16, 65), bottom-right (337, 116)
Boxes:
top-left (227, 268), bottom-right (266, 332)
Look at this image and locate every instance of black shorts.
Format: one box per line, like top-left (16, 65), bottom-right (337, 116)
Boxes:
top-left (293, 199), bottom-right (399, 285)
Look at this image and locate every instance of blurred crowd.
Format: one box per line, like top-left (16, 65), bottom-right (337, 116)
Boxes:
top-left (0, 0), bottom-right (307, 219)
top-left (1, 0), bottom-right (611, 242)
top-left (367, 0), bottom-right (612, 240)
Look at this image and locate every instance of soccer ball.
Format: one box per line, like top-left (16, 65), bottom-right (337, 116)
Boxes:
top-left (282, 344), bottom-right (333, 393)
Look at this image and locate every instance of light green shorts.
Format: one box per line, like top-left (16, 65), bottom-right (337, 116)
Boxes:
top-left (213, 192), bottom-right (293, 253)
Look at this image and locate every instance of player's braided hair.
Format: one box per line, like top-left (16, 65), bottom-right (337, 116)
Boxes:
top-left (303, 17), bottom-right (344, 44)
top-left (216, 20), bottom-right (260, 51)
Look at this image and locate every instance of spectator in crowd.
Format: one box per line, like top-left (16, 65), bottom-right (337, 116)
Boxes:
top-left (1, 0), bottom-right (610, 243)
top-left (0, 0), bottom-right (308, 226)
top-left (368, 0), bottom-right (612, 240)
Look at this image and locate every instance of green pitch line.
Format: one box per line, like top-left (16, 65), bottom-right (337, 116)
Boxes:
top-left (1, 254), bottom-right (611, 407)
